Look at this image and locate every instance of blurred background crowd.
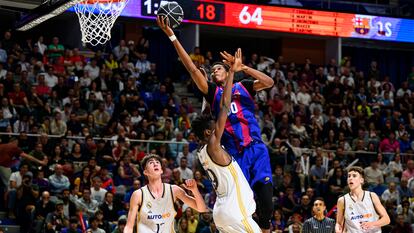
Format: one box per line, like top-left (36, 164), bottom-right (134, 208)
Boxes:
top-left (0, 30), bottom-right (414, 233)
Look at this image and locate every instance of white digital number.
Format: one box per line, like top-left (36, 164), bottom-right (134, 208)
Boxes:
top-left (230, 102), bottom-right (238, 114)
top-left (377, 21), bottom-right (392, 37)
top-left (239, 6), bottom-right (263, 25)
top-left (143, 0), bottom-right (151, 14)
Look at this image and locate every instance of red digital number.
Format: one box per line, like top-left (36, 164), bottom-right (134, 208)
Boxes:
top-left (197, 3), bottom-right (216, 21)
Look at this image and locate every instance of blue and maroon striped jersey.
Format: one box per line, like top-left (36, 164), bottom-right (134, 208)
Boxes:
top-left (211, 81), bottom-right (262, 150)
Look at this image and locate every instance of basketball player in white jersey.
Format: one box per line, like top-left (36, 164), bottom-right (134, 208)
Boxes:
top-left (124, 154), bottom-right (207, 233)
top-left (335, 166), bottom-right (390, 233)
top-left (191, 49), bottom-right (261, 233)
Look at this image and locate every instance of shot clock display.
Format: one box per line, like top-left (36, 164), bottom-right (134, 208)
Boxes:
top-left (117, 0), bottom-right (414, 43)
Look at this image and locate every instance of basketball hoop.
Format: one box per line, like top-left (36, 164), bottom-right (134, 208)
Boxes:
top-left (74, 0), bottom-right (129, 46)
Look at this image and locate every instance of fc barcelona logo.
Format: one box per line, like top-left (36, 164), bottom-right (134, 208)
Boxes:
top-left (353, 17), bottom-right (370, 35)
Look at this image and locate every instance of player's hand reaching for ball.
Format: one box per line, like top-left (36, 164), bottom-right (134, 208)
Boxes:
top-left (156, 16), bottom-right (174, 37)
top-left (183, 179), bottom-right (198, 192)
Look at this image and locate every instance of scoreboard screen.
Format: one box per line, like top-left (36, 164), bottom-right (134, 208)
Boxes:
top-left (118, 0), bottom-right (414, 43)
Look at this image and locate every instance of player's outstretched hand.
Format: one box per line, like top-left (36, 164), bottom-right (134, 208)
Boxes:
top-left (220, 50), bottom-right (235, 65)
top-left (156, 16), bottom-right (174, 37)
top-left (220, 50), bottom-right (248, 72)
top-left (183, 179), bottom-right (198, 192)
top-left (232, 48), bottom-right (242, 72)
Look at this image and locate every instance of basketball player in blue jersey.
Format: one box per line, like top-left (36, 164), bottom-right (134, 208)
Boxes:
top-left (124, 154), bottom-right (207, 233)
top-left (192, 48), bottom-right (261, 232)
top-left (158, 16), bottom-right (274, 232)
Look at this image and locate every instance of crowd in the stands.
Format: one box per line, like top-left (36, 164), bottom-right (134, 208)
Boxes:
top-left (0, 29), bottom-right (414, 233)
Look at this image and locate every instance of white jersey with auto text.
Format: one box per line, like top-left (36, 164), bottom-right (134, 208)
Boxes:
top-left (197, 144), bottom-right (256, 228)
top-left (344, 191), bottom-right (381, 233)
top-left (137, 183), bottom-right (177, 233)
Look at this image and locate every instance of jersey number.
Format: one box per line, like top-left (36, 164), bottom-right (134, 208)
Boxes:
top-left (230, 102), bottom-right (238, 114)
top-left (156, 223), bottom-right (164, 233)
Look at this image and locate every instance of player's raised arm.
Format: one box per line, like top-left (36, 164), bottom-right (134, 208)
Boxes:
top-left (221, 51), bottom-right (274, 91)
top-left (157, 16), bottom-right (208, 94)
top-left (213, 49), bottom-right (241, 142)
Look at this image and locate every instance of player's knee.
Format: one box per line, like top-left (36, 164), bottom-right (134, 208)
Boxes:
top-left (257, 197), bottom-right (273, 217)
top-left (254, 183), bottom-right (273, 229)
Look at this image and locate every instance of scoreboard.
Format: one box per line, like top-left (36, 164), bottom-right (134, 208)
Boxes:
top-left (118, 0), bottom-right (414, 43)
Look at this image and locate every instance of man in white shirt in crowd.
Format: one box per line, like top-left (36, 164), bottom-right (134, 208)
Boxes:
top-left (135, 52), bottom-right (151, 76)
top-left (381, 182), bottom-right (400, 205)
top-left (84, 59), bottom-right (100, 80)
top-left (90, 176), bottom-right (107, 205)
top-left (297, 85), bottom-right (312, 106)
top-left (113, 40), bottom-right (129, 60)
top-left (176, 144), bottom-right (196, 170)
top-left (36, 36), bottom-right (47, 55)
top-left (364, 160), bottom-right (386, 194)
top-left (44, 67), bottom-right (58, 88)
top-left (396, 81), bottom-right (412, 98)
top-left (178, 157), bottom-right (193, 181)
top-left (76, 188), bottom-right (99, 218)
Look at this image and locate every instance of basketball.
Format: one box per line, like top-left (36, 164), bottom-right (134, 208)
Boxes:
top-left (157, 1), bottom-right (184, 28)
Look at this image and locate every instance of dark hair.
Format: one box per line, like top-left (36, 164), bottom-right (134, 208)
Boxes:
top-left (69, 217), bottom-right (78, 224)
top-left (89, 216), bottom-right (97, 222)
top-left (314, 197), bottom-right (325, 205)
top-left (141, 154), bottom-right (162, 169)
top-left (191, 114), bottom-right (213, 140)
top-left (104, 191), bottom-right (113, 198)
top-left (348, 166), bottom-right (364, 177)
top-left (211, 62), bottom-right (230, 72)
top-left (118, 218), bottom-right (127, 225)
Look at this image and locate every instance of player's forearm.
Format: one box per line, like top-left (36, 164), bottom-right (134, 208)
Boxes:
top-left (244, 66), bottom-right (274, 88)
top-left (220, 70), bottom-right (234, 110)
top-left (171, 40), bottom-right (207, 93)
top-left (215, 70), bottom-right (234, 138)
top-left (373, 215), bottom-right (390, 227)
top-left (191, 188), bottom-right (208, 212)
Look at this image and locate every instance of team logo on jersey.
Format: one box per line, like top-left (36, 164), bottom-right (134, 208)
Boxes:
top-left (350, 213), bottom-right (373, 221)
top-left (147, 212), bottom-right (171, 219)
top-left (146, 202), bottom-right (152, 209)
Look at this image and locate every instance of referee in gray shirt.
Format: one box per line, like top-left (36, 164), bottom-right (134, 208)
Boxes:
top-left (302, 197), bottom-right (335, 233)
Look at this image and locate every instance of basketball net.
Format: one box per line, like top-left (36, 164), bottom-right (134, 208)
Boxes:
top-left (74, 0), bottom-right (129, 46)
